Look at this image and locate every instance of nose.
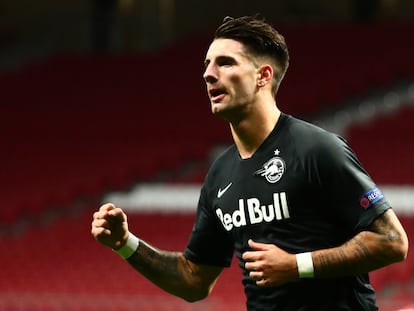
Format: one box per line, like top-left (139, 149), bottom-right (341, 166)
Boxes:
top-left (203, 63), bottom-right (218, 84)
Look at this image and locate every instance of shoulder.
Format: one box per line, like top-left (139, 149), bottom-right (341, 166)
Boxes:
top-left (283, 115), bottom-right (347, 156)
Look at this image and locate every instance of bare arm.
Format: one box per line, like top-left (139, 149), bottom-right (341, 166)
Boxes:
top-left (243, 209), bottom-right (408, 286)
top-left (126, 240), bottom-right (222, 302)
top-left (91, 203), bottom-right (222, 302)
top-left (312, 208), bottom-right (408, 278)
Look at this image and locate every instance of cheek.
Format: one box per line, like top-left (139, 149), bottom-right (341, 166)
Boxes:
top-left (231, 76), bottom-right (256, 98)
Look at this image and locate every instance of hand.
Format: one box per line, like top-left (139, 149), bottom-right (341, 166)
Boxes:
top-left (242, 239), bottom-right (297, 287)
top-left (91, 203), bottom-right (129, 250)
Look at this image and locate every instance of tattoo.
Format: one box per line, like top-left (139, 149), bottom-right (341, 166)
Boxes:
top-left (127, 240), bottom-right (188, 284)
top-left (124, 240), bottom-right (221, 301)
top-left (314, 209), bottom-right (406, 277)
top-left (317, 254), bottom-right (329, 271)
top-left (316, 248), bottom-right (350, 276)
top-left (370, 210), bottom-right (402, 243)
top-left (338, 249), bottom-right (349, 267)
top-left (351, 236), bottom-right (370, 259)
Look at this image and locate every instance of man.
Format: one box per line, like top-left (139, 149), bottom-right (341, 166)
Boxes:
top-left (91, 16), bottom-right (408, 310)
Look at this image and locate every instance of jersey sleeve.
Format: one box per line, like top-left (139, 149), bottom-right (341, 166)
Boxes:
top-left (310, 133), bottom-right (390, 231)
top-left (184, 184), bottom-right (234, 267)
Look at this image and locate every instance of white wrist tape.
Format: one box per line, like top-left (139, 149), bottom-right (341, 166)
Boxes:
top-left (296, 252), bottom-right (314, 278)
top-left (114, 233), bottom-right (140, 259)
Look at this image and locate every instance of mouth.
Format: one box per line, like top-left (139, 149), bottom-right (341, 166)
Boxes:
top-left (209, 88), bottom-right (227, 102)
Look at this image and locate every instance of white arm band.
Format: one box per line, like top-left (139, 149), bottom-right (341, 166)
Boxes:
top-left (114, 233), bottom-right (140, 259)
top-left (296, 252), bottom-right (314, 278)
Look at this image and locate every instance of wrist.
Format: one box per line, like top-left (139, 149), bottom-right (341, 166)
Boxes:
top-left (114, 233), bottom-right (140, 259)
top-left (296, 252), bottom-right (314, 278)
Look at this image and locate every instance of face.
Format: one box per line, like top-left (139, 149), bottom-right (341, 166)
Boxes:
top-left (203, 38), bottom-right (261, 120)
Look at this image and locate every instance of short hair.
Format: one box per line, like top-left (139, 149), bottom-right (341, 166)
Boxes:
top-left (214, 15), bottom-right (290, 95)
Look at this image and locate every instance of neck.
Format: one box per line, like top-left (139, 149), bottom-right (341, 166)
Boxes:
top-left (230, 104), bottom-right (281, 159)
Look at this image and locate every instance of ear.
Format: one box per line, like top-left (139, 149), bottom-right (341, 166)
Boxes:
top-left (257, 64), bottom-right (273, 87)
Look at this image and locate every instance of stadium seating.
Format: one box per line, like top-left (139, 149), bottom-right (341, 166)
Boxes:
top-left (2, 22), bottom-right (414, 222)
top-left (0, 22), bottom-right (414, 310)
top-left (346, 105), bottom-right (414, 184)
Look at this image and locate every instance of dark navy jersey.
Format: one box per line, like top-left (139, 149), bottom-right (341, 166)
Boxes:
top-left (184, 113), bottom-right (390, 310)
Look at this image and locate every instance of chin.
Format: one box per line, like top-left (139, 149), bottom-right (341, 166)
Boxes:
top-left (212, 104), bottom-right (226, 115)
top-left (212, 107), bottom-right (232, 122)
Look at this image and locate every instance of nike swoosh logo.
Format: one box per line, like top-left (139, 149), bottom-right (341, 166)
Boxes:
top-left (217, 182), bottom-right (232, 198)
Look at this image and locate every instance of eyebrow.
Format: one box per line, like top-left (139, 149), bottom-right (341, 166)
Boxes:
top-left (204, 55), bottom-right (238, 67)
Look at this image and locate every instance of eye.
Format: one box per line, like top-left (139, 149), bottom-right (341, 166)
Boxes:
top-left (217, 56), bottom-right (236, 67)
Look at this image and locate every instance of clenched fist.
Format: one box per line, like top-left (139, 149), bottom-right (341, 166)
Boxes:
top-left (91, 203), bottom-right (130, 250)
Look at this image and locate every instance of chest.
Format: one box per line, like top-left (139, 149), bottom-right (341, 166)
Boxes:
top-left (211, 147), bottom-right (312, 233)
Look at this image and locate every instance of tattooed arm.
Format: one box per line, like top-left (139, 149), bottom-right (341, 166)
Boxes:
top-left (126, 241), bottom-right (222, 301)
top-left (243, 209), bottom-right (408, 286)
top-left (312, 208), bottom-right (408, 278)
top-left (91, 203), bottom-right (222, 302)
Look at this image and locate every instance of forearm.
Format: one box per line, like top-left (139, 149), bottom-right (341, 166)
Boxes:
top-left (91, 204), bottom-right (220, 301)
top-left (311, 210), bottom-right (408, 278)
top-left (313, 232), bottom-right (396, 277)
top-left (126, 240), bottom-right (217, 302)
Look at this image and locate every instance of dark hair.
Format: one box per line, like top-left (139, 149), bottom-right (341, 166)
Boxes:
top-left (214, 15), bottom-right (290, 94)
